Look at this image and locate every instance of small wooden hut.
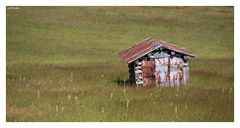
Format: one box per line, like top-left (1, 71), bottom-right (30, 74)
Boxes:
top-left (119, 37), bottom-right (195, 87)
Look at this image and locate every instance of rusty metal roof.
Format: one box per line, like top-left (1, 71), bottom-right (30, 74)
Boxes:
top-left (119, 37), bottom-right (195, 63)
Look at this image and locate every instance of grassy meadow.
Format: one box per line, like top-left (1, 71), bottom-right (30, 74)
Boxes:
top-left (6, 7), bottom-right (234, 121)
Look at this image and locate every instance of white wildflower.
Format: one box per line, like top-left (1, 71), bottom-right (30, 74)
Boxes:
top-left (123, 87), bottom-right (126, 96)
top-left (37, 90), bottom-right (41, 99)
top-left (75, 96), bottom-right (78, 101)
top-left (126, 99), bottom-right (130, 108)
top-left (175, 106), bottom-right (178, 114)
top-left (101, 107), bottom-right (104, 113)
top-left (229, 88), bottom-right (232, 94)
top-left (110, 92), bottom-right (113, 99)
top-left (56, 105), bottom-right (59, 112)
top-left (67, 94), bottom-right (71, 101)
top-left (61, 105), bottom-right (64, 113)
top-left (25, 83), bottom-right (29, 88)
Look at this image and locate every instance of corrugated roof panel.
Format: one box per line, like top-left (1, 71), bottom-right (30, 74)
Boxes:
top-left (119, 37), bottom-right (195, 63)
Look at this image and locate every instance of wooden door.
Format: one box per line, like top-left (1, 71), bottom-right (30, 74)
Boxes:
top-left (142, 59), bottom-right (155, 86)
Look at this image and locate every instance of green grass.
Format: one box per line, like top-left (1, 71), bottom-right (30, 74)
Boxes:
top-left (6, 6), bottom-right (234, 122)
